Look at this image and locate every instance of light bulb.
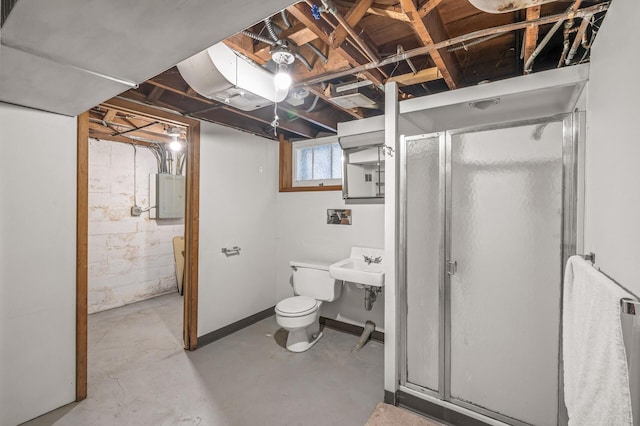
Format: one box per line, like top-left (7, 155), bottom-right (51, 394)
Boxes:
top-left (274, 71), bottom-right (292, 90)
top-left (169, 138), bottom-right (182, 151)
top-left (274, 61), bottom-right (292, 91)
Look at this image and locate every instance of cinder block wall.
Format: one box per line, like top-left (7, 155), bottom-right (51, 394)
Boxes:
top-left (88, 138), bottom-right (183, 313)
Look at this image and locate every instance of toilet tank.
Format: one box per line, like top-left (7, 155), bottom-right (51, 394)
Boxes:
top-left (290, 260), bottom-right (342, 302)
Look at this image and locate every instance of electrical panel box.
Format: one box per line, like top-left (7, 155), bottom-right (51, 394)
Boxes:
top-left (151, 174), bottom-right (185, 219)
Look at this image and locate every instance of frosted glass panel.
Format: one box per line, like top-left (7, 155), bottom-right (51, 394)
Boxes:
top-left (313, 144), bottom-right (331, 180)
top-left (331, 142), bottom-right (342, 179)
top-left (448, 121), bottom-right (563, 425)
top-left (296, 147), bottom-right (312, 181)
top-left (405, 135), bottom-right (441, 392)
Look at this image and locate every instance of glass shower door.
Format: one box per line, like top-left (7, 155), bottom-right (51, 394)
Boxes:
top-left (403, 133), bottom-right (444, 393)
top-left (446, 120), bottom-right (565, 425)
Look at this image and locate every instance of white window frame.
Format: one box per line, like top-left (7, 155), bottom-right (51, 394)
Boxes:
top-left (292, 136), bottom-right (342, 187)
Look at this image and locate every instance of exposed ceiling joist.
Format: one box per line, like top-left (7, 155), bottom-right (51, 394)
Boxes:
top-left (330, 0), bottom-right (375, 49)
top-left (103, 109), bottom-right (117, 122)
top-left (400, 0), bottom-right (462, 89)
top-left (280, 23), bottom-right (321, 45)
top-left (386, 66), bottom-right (442, 85)
top-left (286, 2), bottom-right (386, 87)
top-left (334, 1), bottom-right (410, 22)
top-left (523, 6), bottom-right (541, 66)
top-left (223, 34), bottom-right (267, 64)
top-left (418, 0), bottom-right (444, 18)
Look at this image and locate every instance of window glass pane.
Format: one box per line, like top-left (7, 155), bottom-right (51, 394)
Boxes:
top-left (296, 146), bottom-right (313, 181)
top-left (313, 144), bottom-right (331, 180)
top-left (331, 143), bottom-right (342, 179)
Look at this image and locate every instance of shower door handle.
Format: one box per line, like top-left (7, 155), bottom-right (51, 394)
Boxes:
top-left (447, 260), bottom-right (457, 275)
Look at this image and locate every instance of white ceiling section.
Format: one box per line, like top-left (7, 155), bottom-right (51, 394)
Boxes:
top-left (0, 0), bottom-right (295, 116)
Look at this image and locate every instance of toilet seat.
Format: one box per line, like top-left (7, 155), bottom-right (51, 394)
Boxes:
top-left (275, 296), bottom-right (318, 317)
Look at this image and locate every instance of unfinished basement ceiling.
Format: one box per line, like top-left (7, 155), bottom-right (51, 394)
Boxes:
top-left (118, 0), bottom-right (608, 141)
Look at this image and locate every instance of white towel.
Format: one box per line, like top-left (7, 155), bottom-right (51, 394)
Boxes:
top-left (563, 255), bottom-right (634, 426)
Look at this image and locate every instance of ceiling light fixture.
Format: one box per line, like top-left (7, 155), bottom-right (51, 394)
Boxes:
top-left (271, 44), bottom-right (295, 91)
top-left (469, 98), bottom-right (500, 110)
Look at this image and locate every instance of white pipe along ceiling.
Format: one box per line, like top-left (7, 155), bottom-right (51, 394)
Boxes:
top-left (0, 0), bottom-right (295, 116)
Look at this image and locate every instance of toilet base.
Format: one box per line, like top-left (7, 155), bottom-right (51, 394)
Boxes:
top-left (286, 330), bottom-right (323, 353)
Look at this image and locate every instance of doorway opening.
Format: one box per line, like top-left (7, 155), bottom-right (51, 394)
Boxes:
top-left (76, 97), bottom-right (200, 400)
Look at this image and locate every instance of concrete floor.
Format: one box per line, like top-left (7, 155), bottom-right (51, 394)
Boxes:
top-left (23, 292), bottom-right (385, 426)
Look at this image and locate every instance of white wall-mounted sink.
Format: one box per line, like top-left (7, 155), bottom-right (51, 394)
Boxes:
top-left (329, 247), bottom-right (384, 287)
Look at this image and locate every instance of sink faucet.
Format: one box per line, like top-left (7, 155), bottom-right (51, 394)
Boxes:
top-left (363, 255), bottom-right (382, 265)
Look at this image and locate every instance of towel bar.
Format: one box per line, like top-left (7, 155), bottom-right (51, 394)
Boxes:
top-left (221, 246), bottom-right (241, 256)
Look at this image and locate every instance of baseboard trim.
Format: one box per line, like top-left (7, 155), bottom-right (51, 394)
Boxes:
top-left (319, 316), bottom-right (385, 343)
top-left (384, 390), bottom-right (397, 405)
top-left (197, 305), bottom-right (275, 348)
top-left (397, 390), bottom-right (491, 426)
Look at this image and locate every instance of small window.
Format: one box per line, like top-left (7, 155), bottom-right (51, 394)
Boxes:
top-left (292, 137), bottom-right (342, 187)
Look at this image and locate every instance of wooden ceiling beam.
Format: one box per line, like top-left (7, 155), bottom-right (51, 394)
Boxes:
top-left (330, 0), bottom-right (375, 49)
top-left (287, 2), bottom-right (386, 87)
top-left (334, 0), bottom-right (410, 22)
top-left (103, 109), bottom-right (117, 122)
top-left (400, 0), bottom-right (462, 89)
top-left (223, 34), bottom-right (266, 64)
top-left (386, 66), bottom-right (442, 86)
top-left (523, 6), bottom-right (541, 67)
top-left (280, 23), bottom-right (320, 46)
top-left (418, 0), bottom-right (444, 18)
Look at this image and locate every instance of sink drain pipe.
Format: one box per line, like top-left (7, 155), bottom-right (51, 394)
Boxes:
top-left (352, 320), bottom-right (376, 353)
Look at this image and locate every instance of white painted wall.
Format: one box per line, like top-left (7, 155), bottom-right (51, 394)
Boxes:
top-left (584, 0), bottom-right (640, 295)
top-left (88, 139), bottom-right (183, 313)
top-left (276, 191), bottom-right (385, 330)
top-left (198, 122), bottom-right (279, 337)
top-left (0, 103), bottom-right (76, 425)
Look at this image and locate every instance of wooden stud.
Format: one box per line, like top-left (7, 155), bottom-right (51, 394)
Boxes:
top-left (279, 134), bottom-right (293, 191)
top-left (76, 111), bottom-right (89, 402)
top-left (184, 121), bottom-right (200, 350)
top-left (400, 0), bottom-right (462, 89)
top-left (523, 6), bottom-right (541, 67)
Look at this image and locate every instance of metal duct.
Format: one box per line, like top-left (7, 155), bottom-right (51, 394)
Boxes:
top-left (467, 0), bottom-right (558, 13)
top-left (177, 42), bottom-right (287, 111)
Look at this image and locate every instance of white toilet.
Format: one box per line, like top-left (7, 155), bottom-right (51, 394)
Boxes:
top-left (275, 260), bottom-right (342, 352)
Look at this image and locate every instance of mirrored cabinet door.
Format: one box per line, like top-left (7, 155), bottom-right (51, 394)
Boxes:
top-left (342, 145), bottom-right (385, 202)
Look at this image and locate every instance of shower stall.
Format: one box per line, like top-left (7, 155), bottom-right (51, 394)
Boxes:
top-left (385, 66), bottom-right (588, 426)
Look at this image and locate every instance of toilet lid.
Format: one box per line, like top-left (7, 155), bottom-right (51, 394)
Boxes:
top-left (276, 296), bottom-right (318, 316)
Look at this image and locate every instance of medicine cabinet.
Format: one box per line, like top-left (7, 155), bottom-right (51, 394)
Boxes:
top-left (338, 116), bottom-right (385, 204)
top-left (342, 145), bottom-right (385, 202)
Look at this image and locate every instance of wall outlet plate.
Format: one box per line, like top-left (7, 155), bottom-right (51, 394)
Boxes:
top-left (131, 206), bottom-right (142, 217)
